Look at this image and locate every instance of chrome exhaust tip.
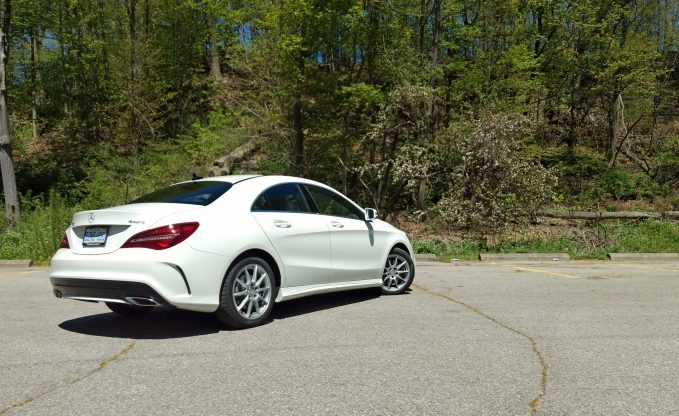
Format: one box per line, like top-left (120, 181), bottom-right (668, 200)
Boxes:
top-left (124, 296), bottom-right (160, 307)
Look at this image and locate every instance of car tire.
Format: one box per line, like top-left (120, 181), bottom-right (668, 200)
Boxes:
top-left (106, 302), bottom-right (152, 316)
top-left (216, 257), bottom-right (278, 329)
top-left (380, 248), bottom-right (415, 295)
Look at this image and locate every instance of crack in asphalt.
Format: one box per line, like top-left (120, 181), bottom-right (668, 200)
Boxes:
top-left (412, 283), bottom-right (548, 416)
top-left (0, 341), bottom-right (136, 415)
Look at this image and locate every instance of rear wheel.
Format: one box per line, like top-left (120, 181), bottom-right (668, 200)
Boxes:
top-left (106, 302), bottom-right (152, 316)
top-left (215, 257), bottom-right (277, 329)
top-left (380, 248), bottom-right (414, 295)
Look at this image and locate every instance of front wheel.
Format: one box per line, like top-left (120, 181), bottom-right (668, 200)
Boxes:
top-left (380, 248), bottom-right (415, 295)
top-left (215, 257), bottom-right (277, 329)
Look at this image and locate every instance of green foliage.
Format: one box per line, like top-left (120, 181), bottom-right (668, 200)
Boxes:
top-left (0, 193), bottom-right (76, 261)
top-left (435, 114), bottom-right (557, 230)
top-left (354, 85), bottom-right (438, 213)
top-left (597, 169), bottom-right (660, 201)
top-left (414, 220), bottom-right (679, 260)
top-left (598, 169), bottom-right (637, 201)
top-left (606, 220), bottom-right (679, 254)
top-left (656, 136), bottom-right (679, 182)
top-left (3, 0), bottom-right (679, 252)
top-left (413, 239), bottom-right (483, 261)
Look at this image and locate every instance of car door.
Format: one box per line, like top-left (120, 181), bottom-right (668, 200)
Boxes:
top-left (251, 183), bottom-right (331, 288)
top-left (303, 184), bottom-right (385, 283)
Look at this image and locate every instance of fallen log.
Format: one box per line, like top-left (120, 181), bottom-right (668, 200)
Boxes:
top-left (209, 137), bottom-right (261, 176)
top-left (536, 209), bottom-right (662, 220)
top-left (663, 211), bottom-right (679, 220)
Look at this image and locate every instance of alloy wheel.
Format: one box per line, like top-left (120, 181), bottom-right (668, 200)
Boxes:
top-left (382, 253), bottom-right (411, 292)
top-left (232, 263), bottom-right (272, 320)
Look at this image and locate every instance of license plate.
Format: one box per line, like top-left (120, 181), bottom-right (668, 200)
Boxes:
top-left (83, 226), bottom-right (108, 247)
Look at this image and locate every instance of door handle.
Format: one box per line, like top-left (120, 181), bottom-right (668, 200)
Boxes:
top-left (273, 220), bottom-right (292, 228)
top-left (330, 221), bottom-right (344, 229)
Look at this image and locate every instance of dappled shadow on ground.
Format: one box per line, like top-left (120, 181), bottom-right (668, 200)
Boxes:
top-left (59, 288), bottom-right (388, 339)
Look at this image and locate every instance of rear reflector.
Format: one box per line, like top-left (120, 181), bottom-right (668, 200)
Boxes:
top-left (122, 222), bottom-right (199, 250)
top-left (59, 233), bottom-right (70, 249)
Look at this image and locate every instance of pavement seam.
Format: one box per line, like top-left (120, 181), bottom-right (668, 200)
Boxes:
top-left (0, 341), bottom-right (136, 415)
top-left (616, 263), bottom-right (679, 274)
top-left (412, 283), bottom-right (548, 416)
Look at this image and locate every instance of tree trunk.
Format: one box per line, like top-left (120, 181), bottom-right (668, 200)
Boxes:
top-left (566, 72), bottom-right (581, 148)
top-left (430, 0), bottom-right (440, 136)
top-left (125, 0), bottom-right (140, 172)
top-left (58, 4), bottom-right (69, 117)
top-left (0, 0), bottom-right (19, 227)
top-left (418, 0), bottom-right (426, 66)
top-left (366, 0), bottom-right (378, 83)
top-left (291, 45), bottom-right (305, 176)
top-left (291, 89), bottom-right (304, 176)
top-left (663, 0), bottom-right (671, 49)
top-left (207, 12), bottom-right (222, 81)
top-left (606, 92), bottom-right (622, 164)
top-left (30, 28), bottom-right (41, 141)
top-left (536, 209), bottom-right (662, 220)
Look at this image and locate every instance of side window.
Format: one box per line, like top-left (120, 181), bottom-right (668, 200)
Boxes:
top-left (304, 185), bottom-right (363, 220)
top-left (252, 183), bottom-right (311, 213)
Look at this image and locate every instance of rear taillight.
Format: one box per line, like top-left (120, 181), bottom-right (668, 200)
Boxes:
top-left (59, 233), bottom-right (70, 249)
top-left (122, 222), bottom-right (199, 250)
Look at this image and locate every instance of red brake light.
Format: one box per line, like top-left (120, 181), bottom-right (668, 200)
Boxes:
top-left (122, 222), bottom-right (199, 250)
top-left (59, 233), bottom-right (70, 249)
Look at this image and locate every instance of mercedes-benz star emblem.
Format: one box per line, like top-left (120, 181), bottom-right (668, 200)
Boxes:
top-left (88, 213), bottom-right (95, 223)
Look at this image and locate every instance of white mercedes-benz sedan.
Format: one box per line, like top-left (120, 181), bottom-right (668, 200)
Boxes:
top-left (50, 175), bottom-right (415, 328)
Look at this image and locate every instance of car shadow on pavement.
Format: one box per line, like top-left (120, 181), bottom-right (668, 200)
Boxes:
top-left (58, 289), bottom-right (389, 339)
top-left (272, 288), bottom-right (382, 320)
top-left (59, 308), bottom-right (225, 339)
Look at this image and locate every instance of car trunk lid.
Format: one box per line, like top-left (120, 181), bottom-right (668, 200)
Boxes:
top-left (68, 203), bottom-right (201, 254)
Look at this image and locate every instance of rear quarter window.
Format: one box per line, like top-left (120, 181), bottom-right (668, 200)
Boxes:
top-left (130, 181), bottom-right (232, 206)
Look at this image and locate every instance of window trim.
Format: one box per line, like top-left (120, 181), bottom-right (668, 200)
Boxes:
top-left (129, 181), bottom-right (233, 206)
top-left (250, 182), bottom-right (314, 214)
top-left (302, 184), bottom-right (365, 221)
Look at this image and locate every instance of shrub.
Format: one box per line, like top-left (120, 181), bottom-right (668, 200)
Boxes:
top-left (435, 114), bottom-right (556, 230)
top-left (597, 169), bottom-right (660, 201)
top-left (597, 169), bottom-right (636, 200)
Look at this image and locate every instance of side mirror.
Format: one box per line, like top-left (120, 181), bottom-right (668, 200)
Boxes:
top-left (364, 208), bottom-right (377, 221)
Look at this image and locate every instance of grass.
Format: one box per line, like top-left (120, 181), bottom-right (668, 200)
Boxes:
top-left (2, 196), bottom-right (679, 263)
top-left (0, 193), bottom-right (77, 262)
top-left (413, 219), bottom-right (679, 260)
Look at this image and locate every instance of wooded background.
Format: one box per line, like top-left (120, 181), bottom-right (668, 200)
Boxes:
top-left (1, 0), bottom-right (678, 231)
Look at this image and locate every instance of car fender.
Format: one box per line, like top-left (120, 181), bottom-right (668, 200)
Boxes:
top-left (226, 242), bottom-right (288, 290)
top-left (379, 234), bottom-right (416, 273)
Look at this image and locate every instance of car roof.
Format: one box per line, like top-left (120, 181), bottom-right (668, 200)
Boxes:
top-left (182, 175), bottom-right (260, 185)
top-left (193, 175), bottom-right (326, 187)
top-left (188, 175), bottom-right (351, 198)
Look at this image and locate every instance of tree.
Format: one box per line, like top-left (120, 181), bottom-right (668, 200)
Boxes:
top-left (0, 0), bottom-right (18, 227)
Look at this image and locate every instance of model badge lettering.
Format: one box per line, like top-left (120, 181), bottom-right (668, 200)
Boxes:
top-left (128, 220), bottom-right (145, 224)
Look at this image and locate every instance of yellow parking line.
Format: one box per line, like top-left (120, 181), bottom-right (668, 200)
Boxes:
top-left (513, 266), bottom-right (578, 279)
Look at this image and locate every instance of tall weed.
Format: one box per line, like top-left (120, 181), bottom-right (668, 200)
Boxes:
top-left (0, 192), bottom-right (77, 261)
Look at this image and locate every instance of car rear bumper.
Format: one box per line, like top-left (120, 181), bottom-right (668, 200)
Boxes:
top-left (50, 246), bottom-right (230, 313)
top-left (50, 277), bottom-right (172, 306)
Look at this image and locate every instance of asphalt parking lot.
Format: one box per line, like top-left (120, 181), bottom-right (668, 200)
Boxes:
top-left (1, 261), bottom-right (679, 415)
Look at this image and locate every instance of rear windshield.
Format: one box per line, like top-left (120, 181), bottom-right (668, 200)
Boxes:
top-left (130, 181), bottom-right (232, 206)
